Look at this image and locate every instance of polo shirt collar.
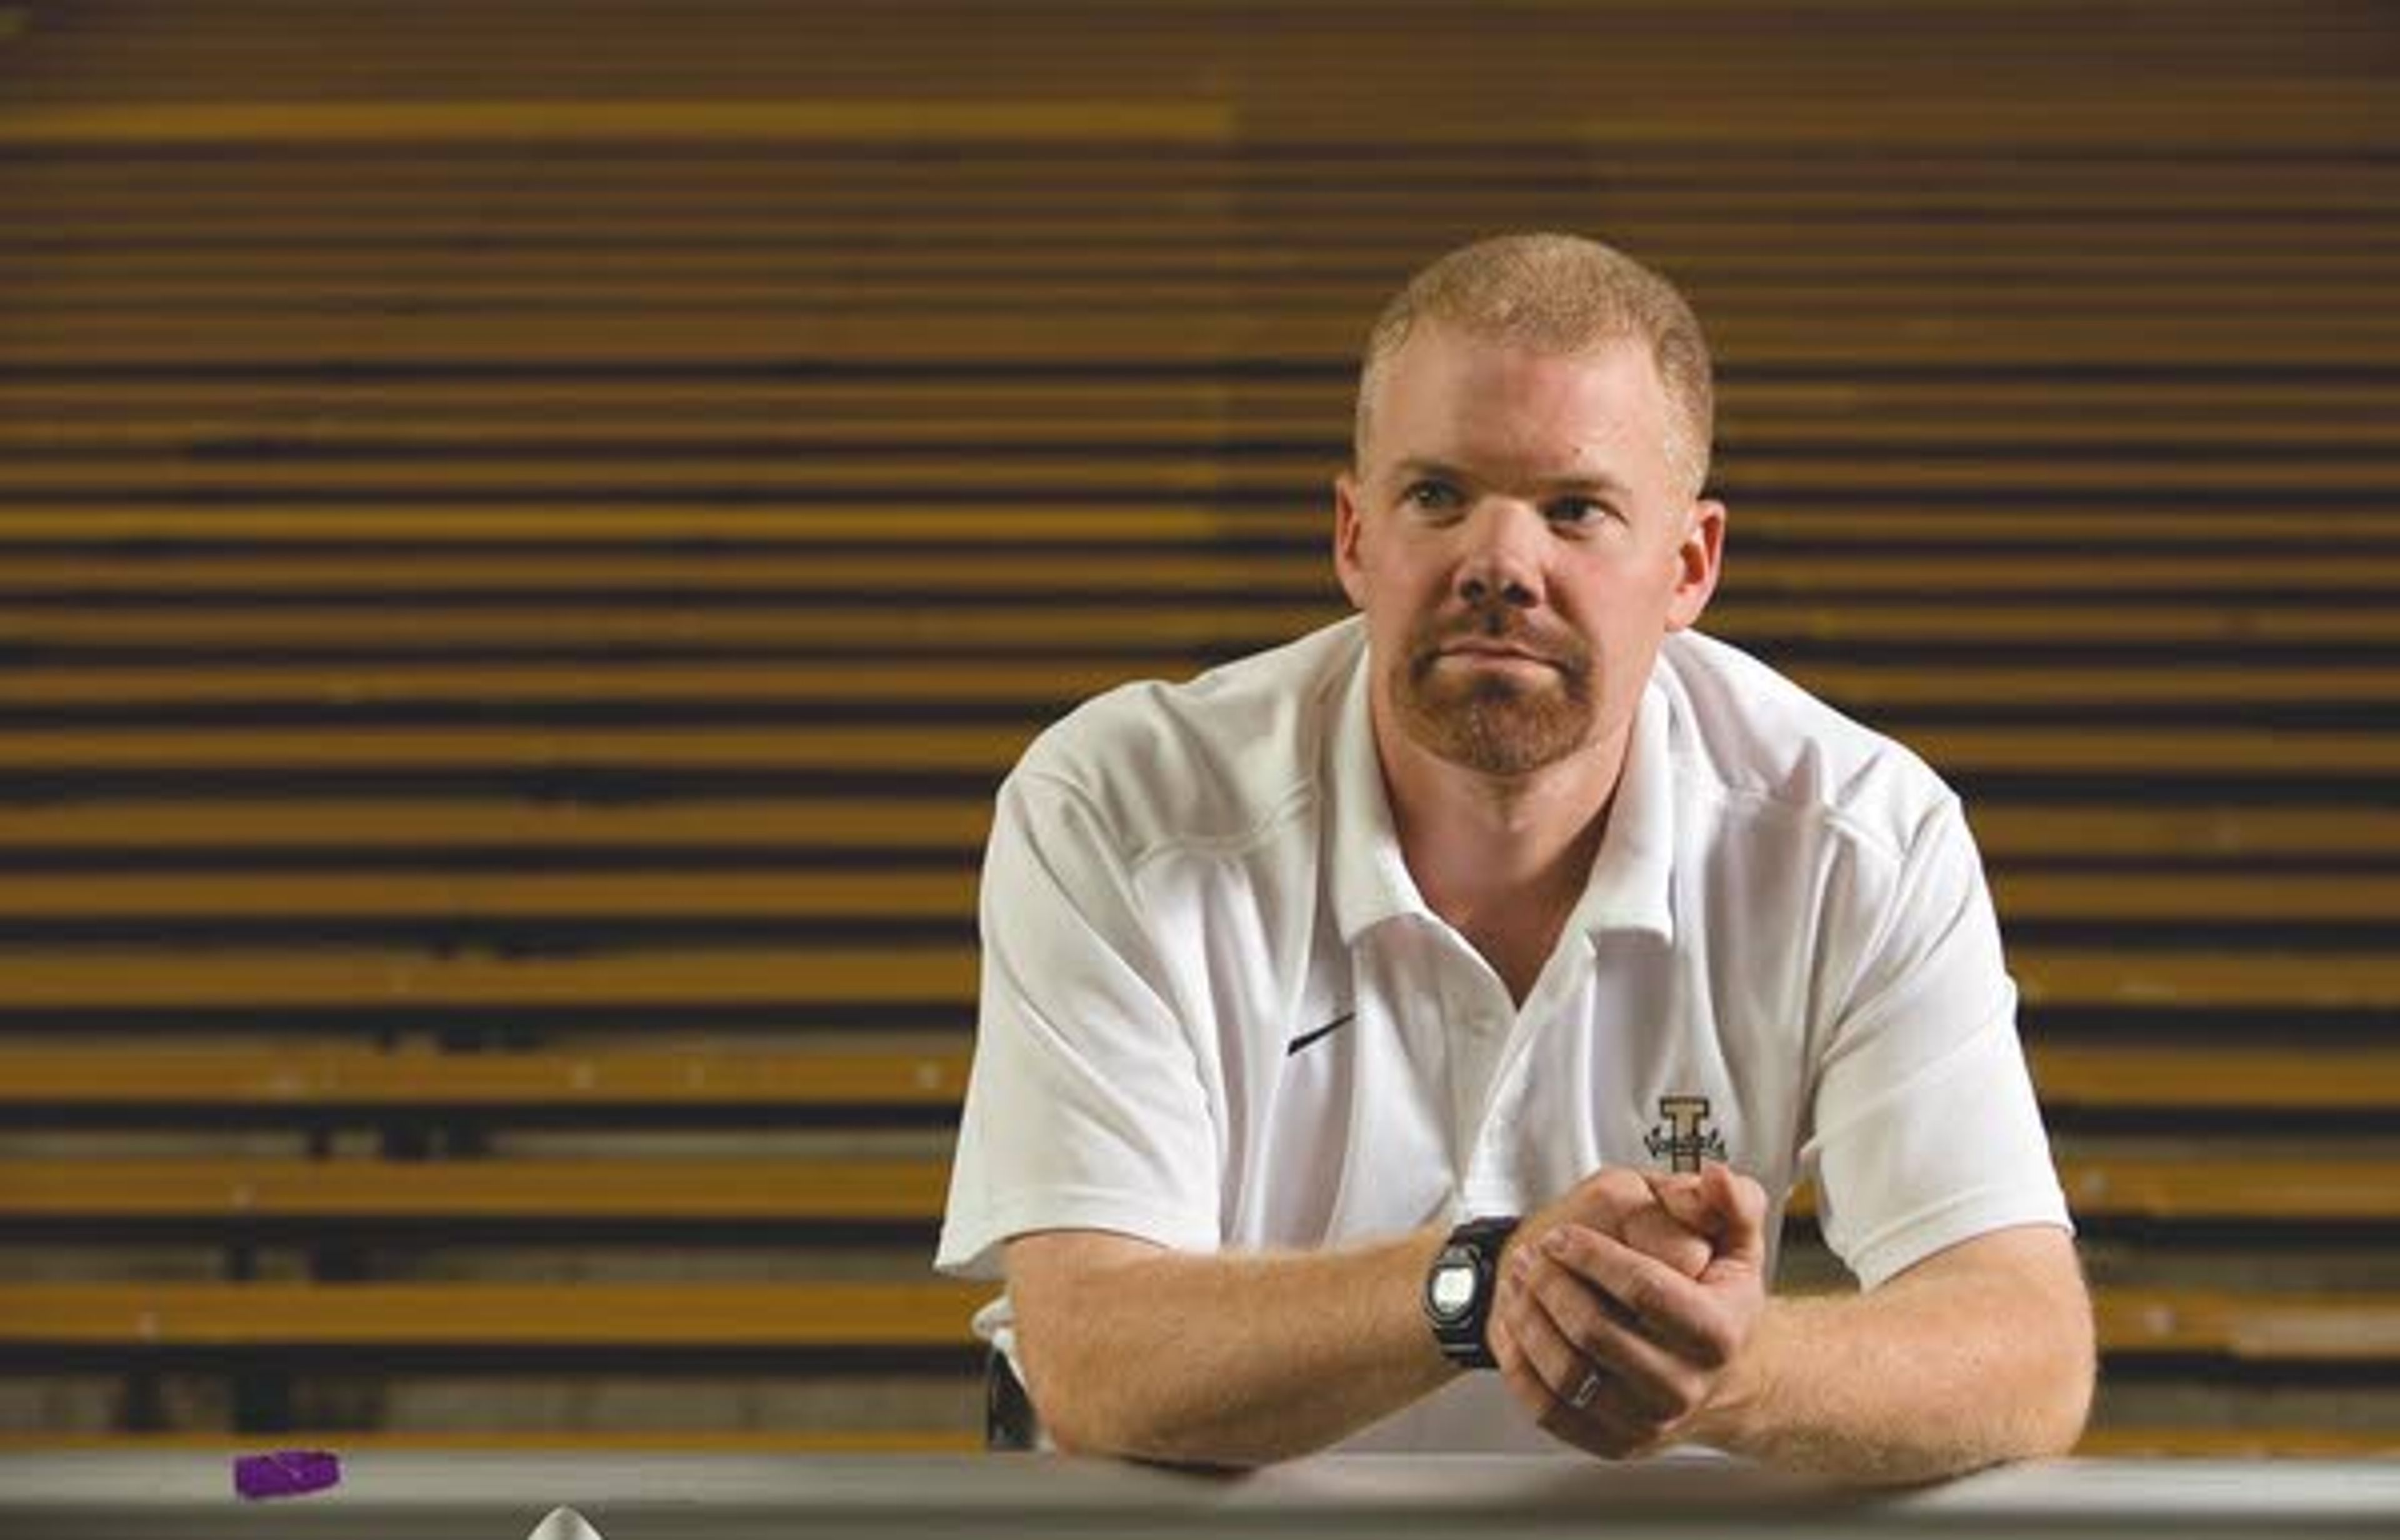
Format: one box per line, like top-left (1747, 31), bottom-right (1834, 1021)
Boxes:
top-left (1328, 642), bottom-right (1677, 948)
top-left (1563, 673), bottom-right (1677, 944)
top-left (1328, 643), bottom-right (1427, 943)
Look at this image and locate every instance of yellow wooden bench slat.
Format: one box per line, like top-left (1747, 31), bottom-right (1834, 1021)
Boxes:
top-left (2057, 1157), bottom-right (2400, 1222)
top-left (0, 1157), bottom-right (951, 1221)
top-left (2014, 951), bottom-right (2400, 1011)
top-left (19, 265), bottom-right (2391, 317)
top-left (0, 662), bottom-right (2389, 714)
top-left (0, 506), bottom-right (1267, 546)
top-left (5, 869), bottom-right (2394, 926)
top-left (0, 379), bottom-right (1279, 410)
top-left (0, 1042), bottom-right (2386, 1112)
top-left (7, 402), bottom-right (2399, 452)
top-left (0, 601), bottom-right (1349, 650)
top-left (34, 222), bottom-right (2368, 269)
top-left (1780, 1159), bottom-right (2384, 1225)
top-left (0, 456), bottom-right (1324, 498)
top-left (0, 946), bottom-right (982, 1009)
top-left (0, 662), bottom-right (1149, 709)
top-left (4, 139), bottom-right (2384, 193)
top-left (8, 214), bottom-right (2394, 259)
top-left (0, 3), bottom-right (2378, 150)
top-left (0, 723), bottom-right (2391, 780)
top-left (9, 156), bottom-right (2389, 203)
top-left (7, 148), bottom-right (2389, 198)
top-left (10, 178), bottom-right (2382, 218)
top-left (7, 378), bottom-right (2396, 443)
top-left (0, 800), bottom-right (2388, 864)
top-left (0, 871), bottom-right (979, 921)
top-left (0, 100), bottom-right (1235, 148)
top-left (8, 374), bottom-right (2393, 410)
top-left (1988, 873), bottom-right (2400, 924)
top-left (10, 312), bottom-right (2395, 369)
top-left (17, 454), bottom-right (2400, 502)
top-left (2, 946), bottom-right (2394, 1011)
top-left (1969, 806), bottom-right (2400, 861)
top-left (0, 798), bottom-right (999, 851)
top-left (0, 944), bottom-right (2387, 1011)
top-left (6, 168), bottom-right (2387, 209)
top-left (2096, 1289), bottom-right (2400, 1360)
top-left (8, 1152), bottom-right (2396, 1224)
top-left (2, 506), bottom-right (2396, 549)
top-left (0, 549), bottom-right (1346, 591)
top-left (23, 278), bottom-right (2400, 324)
top-left (4, 256), bottom-right (2384, 306)
top-left (0, 1280), bottom-right (2384, 1357)
top-left (0, 1280), bottom-right (991, 1348)
top-left (0, 1046), bottom-right (972, 1108)
top-left (6, 601), bottom-right (2393, 648)
top-left (0, 725), bottom-right (1041, 772)
top-left (0, 549), bottom-right (2386, 595)
top-left (0, 1429), bottom-right (983, 1452)
top-left (1803, 1157), bottom-right (2400, 1224)
top-left (2030, 1046), bottom-right (2400, 1111)
top-left (1, 429), bottom-right (2397, 499)
top-left (1792, 666), bottom-right (2400, 711)
top-left (14, 418), bottom-right (2376, 462)
top-left (1905, 728), bottom-right (2400, 777)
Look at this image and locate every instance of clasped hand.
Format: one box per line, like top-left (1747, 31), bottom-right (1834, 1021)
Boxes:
top-left (1488, 1162), bottom-right (1768, 1459)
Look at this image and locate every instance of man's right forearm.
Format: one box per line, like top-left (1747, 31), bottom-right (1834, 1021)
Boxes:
top-left (1006, 1226), bottom-right (1459, 1465)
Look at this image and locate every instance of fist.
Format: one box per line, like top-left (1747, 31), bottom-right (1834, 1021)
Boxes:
top-left (1491, 1162), bottom-right (1770, 1460)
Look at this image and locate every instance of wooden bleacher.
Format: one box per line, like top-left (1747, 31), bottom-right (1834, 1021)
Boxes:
top-left (5, 1152), bottom-right (2400, 1228)
top-left (0, 0), bottom-right (2394, 1456)
top-left (2, 1278), bottom-right (2392, 1364)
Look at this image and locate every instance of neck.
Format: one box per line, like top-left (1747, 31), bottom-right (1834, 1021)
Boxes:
top-left (1371, 688), bottom-right (1627, 1001)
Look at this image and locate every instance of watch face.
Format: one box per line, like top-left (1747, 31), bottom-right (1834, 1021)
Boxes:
top-left (1428, 1256), bottom-right (1479, 1320)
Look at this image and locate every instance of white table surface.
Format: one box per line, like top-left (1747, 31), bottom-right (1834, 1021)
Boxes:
top-left (0, 1451), bottom-right (2392, 1540)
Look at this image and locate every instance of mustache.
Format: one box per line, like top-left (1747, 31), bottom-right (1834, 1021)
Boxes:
top-left (1406, 604), bottom-right (1589, 678)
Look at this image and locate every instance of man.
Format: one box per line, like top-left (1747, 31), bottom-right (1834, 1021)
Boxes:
top-left (936, 234), bottom-right (2092, 1481)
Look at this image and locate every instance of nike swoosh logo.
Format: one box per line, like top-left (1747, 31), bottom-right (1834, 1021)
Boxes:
top-left (1286, 1011), bottom-right (1356, 1056)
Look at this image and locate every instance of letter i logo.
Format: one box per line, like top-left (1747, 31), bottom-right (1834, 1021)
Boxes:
top-left (1644, 1095), bottom-right (1727, 1174)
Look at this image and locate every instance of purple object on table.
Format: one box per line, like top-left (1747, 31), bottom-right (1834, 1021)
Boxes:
top-left (234, 1449), bottom-right (342, 1500)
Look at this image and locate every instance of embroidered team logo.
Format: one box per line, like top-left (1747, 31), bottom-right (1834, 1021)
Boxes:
top-left (1644, 1095), bottom-right (1727, 1174)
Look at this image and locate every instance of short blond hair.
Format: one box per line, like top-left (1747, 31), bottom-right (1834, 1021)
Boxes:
top-left (1355, 232), bottom-right (1714, 496)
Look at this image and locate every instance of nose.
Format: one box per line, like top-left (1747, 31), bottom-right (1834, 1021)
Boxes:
top-left (1454, 499), bottom-right (1548, 612)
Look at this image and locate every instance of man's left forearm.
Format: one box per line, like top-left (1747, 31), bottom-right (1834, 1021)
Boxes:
top-left (1688, 1226), bottom-right (2094, 1485)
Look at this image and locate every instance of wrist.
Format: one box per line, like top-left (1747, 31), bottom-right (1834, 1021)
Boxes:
top-left (1686, 1299), bottom-right (1776, 1451)
top-left (1423, 1215), bottom-right (1520, 1370)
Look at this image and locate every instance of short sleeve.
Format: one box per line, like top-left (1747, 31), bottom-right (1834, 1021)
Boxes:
top-left (1804, 800), bottom-right (2072, 1289)
top-left (934, 767), bottom-right (1222, 1280)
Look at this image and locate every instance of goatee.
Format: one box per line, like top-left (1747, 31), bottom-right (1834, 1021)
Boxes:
top-left (1393, 606), bottom-right (1595, 776)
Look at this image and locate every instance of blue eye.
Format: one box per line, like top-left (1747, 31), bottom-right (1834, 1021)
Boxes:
top-left (1404, 479), bottom-right (1462, 512)
top-left (1546, 498), bottom-right (1601, 526)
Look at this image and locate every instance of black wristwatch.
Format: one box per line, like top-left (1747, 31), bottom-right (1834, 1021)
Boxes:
top-left (1423, 1214), bottom-right (1521, 1369)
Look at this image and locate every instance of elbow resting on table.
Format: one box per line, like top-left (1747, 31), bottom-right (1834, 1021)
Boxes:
top-left (2032, 1292), bottom-right (2099, 1458)
top-left (1004, 1234), bottom-right (1236, 1464)
top-left (1984, 1232), bottom-right (2098, 1462)
top-left (1935, 1229), bottom-right (2100, 1469)
top-left (1013, 1315), bottom-right (1231, 1465)
top-left (1011, 1338), bottom-right (1111, 1458)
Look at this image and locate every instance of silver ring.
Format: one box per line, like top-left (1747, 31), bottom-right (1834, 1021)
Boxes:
top-left (1569, 1369), bottom-right (1604, 1411)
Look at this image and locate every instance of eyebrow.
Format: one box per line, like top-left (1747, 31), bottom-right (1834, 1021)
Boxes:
top-left (1390, 458), bottom-right (1634, 499)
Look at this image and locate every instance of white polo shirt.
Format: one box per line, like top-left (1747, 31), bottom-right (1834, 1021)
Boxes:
top-left (936, 616), bottom-right (2069, 1452)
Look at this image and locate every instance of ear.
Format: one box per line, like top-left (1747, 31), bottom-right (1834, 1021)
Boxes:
top-left (1333, 471), bottom-right (1369, 610)
top-left (1664, 498), bottom-right (1726, 632)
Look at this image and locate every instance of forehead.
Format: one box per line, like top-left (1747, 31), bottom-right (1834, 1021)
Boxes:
top-left (1367, 326), bottom-right (1674, 488)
